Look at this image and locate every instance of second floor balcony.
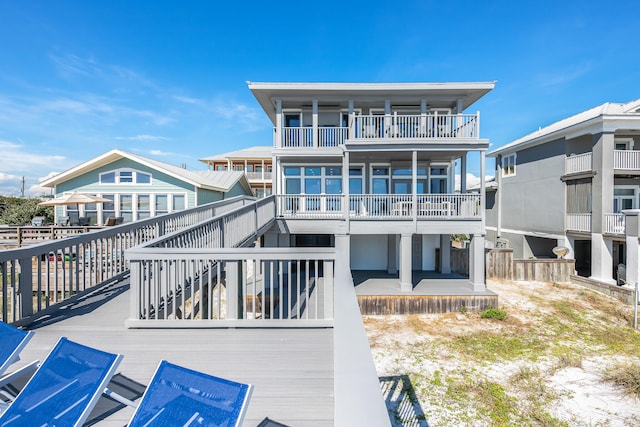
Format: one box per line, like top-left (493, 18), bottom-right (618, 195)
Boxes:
top-left (565, 150), bottom-right (640, 175)
top-left (565, 212), bottom-right (626, 235)
top-left (276, 193), bottom-right (481, 220)
top-left (277, 113), bottom-right (480, 148)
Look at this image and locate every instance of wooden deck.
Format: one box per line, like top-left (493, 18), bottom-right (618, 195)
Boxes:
top-left (353, 270), bottom-right (499, 314)
top-left (11, 278), bottom-right (335, 426)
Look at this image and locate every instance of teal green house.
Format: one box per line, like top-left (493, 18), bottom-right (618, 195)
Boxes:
top-left (40, 149), bottom-right (253, 225)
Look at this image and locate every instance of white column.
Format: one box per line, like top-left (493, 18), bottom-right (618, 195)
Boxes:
top-left (384, 99), bottom-right (391, 137)
top-left (412, 150), bottom-right (417, 224)
top-left (469, 233), bottom-right (486, 291)
top-left (623, 210), bottom-right (640, 288)
top-left (275, 98), bottom-right (282, 148)
top-left (590, 233), bottom-right (615, 284)
top-left (312, 99), bottom-right (318, 148)
top-left (348, 99), bottom-right (354, 139)
top-left (335, 234), bottom-right (351, 272)
top-left (344, 151), bottom-right (350, 230)
top-left (399, 233), bottom-right (413, 292)
top-left (460, 154), bottom-right (467, 193)
top-left (440, 234), bottom-right (451, 274)
top-left (480, 150), bottom-right (486, 230)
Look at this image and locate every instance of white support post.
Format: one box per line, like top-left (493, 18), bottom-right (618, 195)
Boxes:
top-left (412, 150), bottom-right (417, 226)
top-left (480, 150), bottom-right (486, 230)
top-left (348, 99), bottom-right (354, 139)
top-left (312, 99), bottom-right (318, 148)
top-left (469, 233), bottom-right (486, 291)
top-left (590, 233), bottom-right (615, 285)
top-left (275, 99), bottom-right (282, 148)
top-left (399, 234), bottom-right (413, 292)
top-left (384, 99), bottom-right (391, 137)
top-left (624, 210), bottom-right (640, 288)
top-left (460, 154), bottom-right (467, 193)
top-left (344, 151), bottom-right (350, 230)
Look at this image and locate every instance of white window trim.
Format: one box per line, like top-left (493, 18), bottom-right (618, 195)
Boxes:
top-left (502, 153), bottom-right (517, 178)
top-left (99, 168), bottom-right (153, 185)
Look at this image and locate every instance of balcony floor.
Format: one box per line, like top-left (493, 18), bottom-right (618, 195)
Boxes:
top-left (11, 278), bottom-right (335, 426)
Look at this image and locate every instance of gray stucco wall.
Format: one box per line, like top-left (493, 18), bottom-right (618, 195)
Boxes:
top-left (498, 139), bottom-right (566, 235)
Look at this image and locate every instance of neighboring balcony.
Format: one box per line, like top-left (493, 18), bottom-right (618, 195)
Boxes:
top-left (276, 193), bottom-right (481, 220)
top-left (246, 171), bottom-right (273, 181)
top-left (276, 113), bottom-right (480, 148)
top-left (565, 150), bottom-right (640, 175)
top-left (565, 153), bottom-right (592, 175)
top-left (565, 213), bottom-right (626, 235)
top-left (604, 213), bottom-right (625, 235)
top-left (566, 213), bottom-right (592, 233)
top-left (614, 150), bottom-right (640, 170)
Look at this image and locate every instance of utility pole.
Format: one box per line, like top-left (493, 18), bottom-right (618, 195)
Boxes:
top-left (20, 176), bottom-right (25, 197)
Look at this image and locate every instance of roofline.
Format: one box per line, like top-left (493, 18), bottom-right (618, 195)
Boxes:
top-left (489, 100), bottom-right (640, 157)
top-left (40, 149), bottom-right (204, 189)
top-left (246, 81), bottom-right (497, 91)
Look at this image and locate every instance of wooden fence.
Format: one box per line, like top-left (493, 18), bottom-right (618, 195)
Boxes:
top-left (485, 248), bottom-right (575, 282)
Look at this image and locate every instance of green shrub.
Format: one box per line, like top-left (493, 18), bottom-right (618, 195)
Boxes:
top-left (481, 308), bottom-right (507, 321)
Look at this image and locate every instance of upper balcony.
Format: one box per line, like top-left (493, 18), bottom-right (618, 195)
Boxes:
top-left (276, 113), bottom-right (480, 149)
top-left (565, 150), bottom-right (640, 175)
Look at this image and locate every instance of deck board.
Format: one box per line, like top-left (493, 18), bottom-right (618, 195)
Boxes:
top-left (12, 278), bottom-right (335, 426)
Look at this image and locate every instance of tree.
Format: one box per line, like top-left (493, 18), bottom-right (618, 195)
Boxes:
top-left (0, 196), bottom-right (54, 225)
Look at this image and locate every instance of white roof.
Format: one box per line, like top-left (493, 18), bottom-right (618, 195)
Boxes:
top-left (199, 146), bottom-right (272, 163)
top-left (248, 81), bottom-right (497, 124)
top-left (489, 98), bottom-right (640, 157)
top-left (40, 149), bottom-right (251, 193)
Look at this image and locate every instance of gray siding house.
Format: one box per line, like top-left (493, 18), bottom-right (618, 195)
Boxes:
top-left (487, 99), bottom-right (640, 285)
top-left (40, 149), bottom-right (252, 225)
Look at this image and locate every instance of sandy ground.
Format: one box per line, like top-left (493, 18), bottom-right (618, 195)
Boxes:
top-left (364, 279), bottom-right (640, 426)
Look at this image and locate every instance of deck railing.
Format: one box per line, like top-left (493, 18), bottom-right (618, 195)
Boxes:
top-left (614, 150), bottom-right (640, 170)
top-left (0, 225), bottom-right (102, 247)
top-left (126, 248), bottom-right (335, 327)
top-left (566, 213), bottom-right (592, 232)
top-left (604, 213), bottom-right (625, 235)
top-left (277, 113), bottom-right (480, 148)
top-left (352, 113), bottom-right (479, 140)
top-left (275, 193), bottom-right (482, 219)
top-left (0, 196), bottom-right (257, 324)
top-left (565, 152), bottom-right (592, 175)
top-left (245, 171), bottom-right (273, 181)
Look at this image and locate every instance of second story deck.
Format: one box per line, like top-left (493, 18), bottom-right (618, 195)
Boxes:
top-left (248, 81), bottom-right (495, 151)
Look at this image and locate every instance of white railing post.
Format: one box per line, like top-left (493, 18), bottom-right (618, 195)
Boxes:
top-left (226, 260), bottom-right (240, 319)
top-left (324, 260), bottom-right (334, 319)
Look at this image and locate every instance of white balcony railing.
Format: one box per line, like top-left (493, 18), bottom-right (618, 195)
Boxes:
top-left (319, 127), bottom-right (348, 147)
top-left (604, 213), bottom-right (625, 235)
top-left (566, 213), bottom-right (592, 232)
top-left (614, 150), bottom-right (640, 170)
top-left (565, 152), bottom-right (592, 175)
top-left (246, 171), bottom-right (273, 181)
top-left (276, 194), bottom-right (482, 220)
top-left (352, 113), bottom-right (479, 140)
top-left (277, 113), bottom-right (480, 148)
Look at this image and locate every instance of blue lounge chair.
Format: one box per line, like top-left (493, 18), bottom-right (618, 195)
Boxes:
top-left (127, 360), bottom-right (253, 427)
top-left (0, 337), bottom-right (122, 426)
top-left (0, 323), bottom-right (34, 379)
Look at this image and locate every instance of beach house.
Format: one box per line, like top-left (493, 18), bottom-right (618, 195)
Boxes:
top-left (199, 146), bottom-right (273, 197)
top-left (248, 81), bottom-right (496, 292)
top-left (487, 99), bottom-right (640, 285)
top-left (39, 149), bottom-right (252, 225)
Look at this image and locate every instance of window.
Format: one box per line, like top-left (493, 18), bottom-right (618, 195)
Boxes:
top-left (155, 195), bottom-right (168, 215)
top-left (119, 195), bottom-right (133, 222)
top-left (429, 166), bottom-right (449, 194)
top-left (102, 195), bottom-right (115, 222)
top-left (101, 172), bottom-right (115, 183)
top-left (172, 195), bottom-right (185, 211)
top-left (502, 154), bottom-right (516, 177)
top-left (100, 169), bottom-right (152, 184)
top-left (615, 138), bottom-right (634, 151)
top-left (137, 195), bottom-right (151, 219)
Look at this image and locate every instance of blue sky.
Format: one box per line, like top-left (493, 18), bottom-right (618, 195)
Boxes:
top-left (1, 0), bottom-right (639, 196)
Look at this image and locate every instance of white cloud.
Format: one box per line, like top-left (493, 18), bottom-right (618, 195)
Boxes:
top-left (115, 134), bottom-right (170, 142)
top-left (538, 63), bottom-right (592, 87)
top-left (455, 173), bottom-right (494, 191)
top-left (148, 149), bottom-right (175, 156)
top-left (0, 171), bottom-right (21, 183)
top-left (0, 140), bottom-right (67, 171)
